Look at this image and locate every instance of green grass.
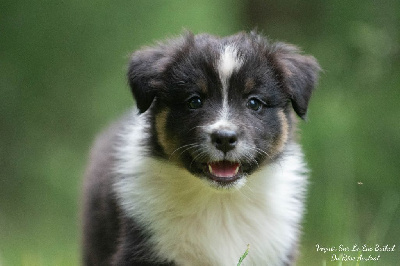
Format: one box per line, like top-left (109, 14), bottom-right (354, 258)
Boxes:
top-left (237, 244), bottom-right (250, 266)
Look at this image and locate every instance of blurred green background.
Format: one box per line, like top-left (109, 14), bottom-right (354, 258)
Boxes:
top-left (1, 0), bottom-right (399, 265)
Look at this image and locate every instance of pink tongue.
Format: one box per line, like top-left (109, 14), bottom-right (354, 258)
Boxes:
top-left (208, 161), bottom-right (239, 178)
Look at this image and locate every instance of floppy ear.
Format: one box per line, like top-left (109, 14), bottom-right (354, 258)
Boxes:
top-left (269, 43), bottom-right (321, 119)
top-left (128, 34), bottom-right (194, 113)
top-left (127, 46), bottom-right (169, 113)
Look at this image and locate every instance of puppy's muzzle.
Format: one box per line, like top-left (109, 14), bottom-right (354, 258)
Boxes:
top-left (211, 129), bottom-right (238, 153)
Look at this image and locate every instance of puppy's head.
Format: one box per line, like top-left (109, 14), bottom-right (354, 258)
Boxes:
top-left (128, 32), bottom-right (320, 189)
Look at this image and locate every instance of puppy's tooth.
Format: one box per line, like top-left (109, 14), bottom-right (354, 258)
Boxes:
top-left (208, 164), bottom-right (213, 174)
top-left (234, 166), bottom-right (239, 175)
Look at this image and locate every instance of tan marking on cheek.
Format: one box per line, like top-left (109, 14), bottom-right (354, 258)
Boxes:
top-left (288, 110), bottom-right (299, 141)
top-left (271, 109), bottom-right (289, 157)
top-left (155, 109), bottom-right (179, 156)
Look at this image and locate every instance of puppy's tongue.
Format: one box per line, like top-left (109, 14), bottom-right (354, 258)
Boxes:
top-left (208, 161), bottom-right (240, 178)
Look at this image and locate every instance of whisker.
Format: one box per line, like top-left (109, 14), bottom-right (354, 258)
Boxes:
top-left (170, 143), bottom-right (197, 156)
top-left (178, 144), bottom-right (202, 156)
top-left (190, 149), bottom-right (209, 169)
top-left (253, 147), bottom-right (272, 160)
top-left (187, 125), bottom-right (209, 133)
top-left (235, 147), bottom-right (259, 169)
top-left (169, 143), bottom-right (201, 160)
top-left (244, 153), bottom-right (259, 168)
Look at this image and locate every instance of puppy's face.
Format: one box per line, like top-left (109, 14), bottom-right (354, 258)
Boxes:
top-left (128, 32), bottom-right (320, 189)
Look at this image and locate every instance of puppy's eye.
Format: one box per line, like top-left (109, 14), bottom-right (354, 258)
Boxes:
top-left (187, 96), bottom-right (203, 109)
top-left (247, 98), bottom-right (263, 111)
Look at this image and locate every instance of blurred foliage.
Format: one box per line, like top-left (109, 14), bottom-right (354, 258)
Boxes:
top-left (1, 0), bottom-right (399, 265)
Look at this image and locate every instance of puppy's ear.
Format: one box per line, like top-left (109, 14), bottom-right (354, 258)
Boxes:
top-left (269, 43), bottom-right (321, 119)
top-left (127, 46), bottom-right (169, 113)
top-left (128, 34), bottom-right (195, 113)
top-left (128, 34), bottom-right (194, 113)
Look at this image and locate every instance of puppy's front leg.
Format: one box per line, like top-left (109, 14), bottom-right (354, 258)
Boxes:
top-left (112, 240), bottom-right (175, 266)
top-left (112, 249), bottom-right (174, 266)
top-left (111, 220), bottom-right (175, 266)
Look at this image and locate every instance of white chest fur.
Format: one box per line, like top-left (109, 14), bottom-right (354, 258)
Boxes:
top-left (113, 115), bottom-right (308, 266)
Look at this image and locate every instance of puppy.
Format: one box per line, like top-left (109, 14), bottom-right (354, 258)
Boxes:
top-left (82, 31), bottom-right (320, 266)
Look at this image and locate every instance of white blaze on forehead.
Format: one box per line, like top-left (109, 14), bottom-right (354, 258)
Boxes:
top-left (217, 45), bottom-right (243, 120)
top-left (218, 45), bottom-right (243, 85)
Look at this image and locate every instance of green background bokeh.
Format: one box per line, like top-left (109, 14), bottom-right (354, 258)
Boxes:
top-left (1, 0), bottom-right (399, 265)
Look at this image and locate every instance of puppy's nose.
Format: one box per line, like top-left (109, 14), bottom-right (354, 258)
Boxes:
top-left (211, 130), bottom-right (238, 153)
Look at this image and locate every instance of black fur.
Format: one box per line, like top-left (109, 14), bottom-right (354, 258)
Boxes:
top-left (82, 119), bottom-right (172, 265)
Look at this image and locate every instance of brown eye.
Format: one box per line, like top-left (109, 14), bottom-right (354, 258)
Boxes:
top-left (187, 96), bottom-right (203, 109)
top-left (247, 98), bottom-right (262, 111)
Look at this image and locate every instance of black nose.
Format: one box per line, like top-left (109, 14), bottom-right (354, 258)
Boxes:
top-left (211, 130), bottom-right (238, 153)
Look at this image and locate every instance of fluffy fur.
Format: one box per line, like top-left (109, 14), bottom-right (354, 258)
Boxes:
top-left (82, 31), bottom-right (320, 266)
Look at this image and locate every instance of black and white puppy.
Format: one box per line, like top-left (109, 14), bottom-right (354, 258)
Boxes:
top-left (82, 31), bottom-right (320, 266)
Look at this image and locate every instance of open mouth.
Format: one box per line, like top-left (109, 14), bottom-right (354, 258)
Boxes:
top-left (204, 160), bottom-right (242, 184)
